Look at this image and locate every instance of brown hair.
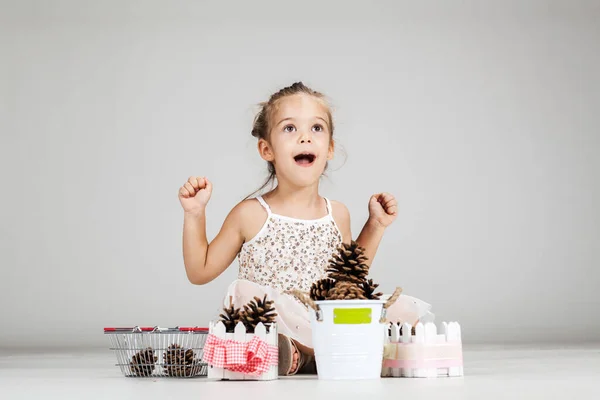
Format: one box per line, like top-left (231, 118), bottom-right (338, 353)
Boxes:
top-left (244, 82), bottom-right (335, 200)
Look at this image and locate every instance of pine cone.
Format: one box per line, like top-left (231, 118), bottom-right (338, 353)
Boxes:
top-left (162, 343), bottom-right (203, 377)
top-left (309, 278), bottom-right (336, 300)
top-left (326, 241), bottom-right (370, 284)
top-left (130, 347), bottom-right (157, 377)
top-left (240, 295), bottom-right (278, 333)
top-left (218, 304), bottom-right (242, 333)
top-left (358, 278), bottom-right (383, 300)
top-left (327, 281), bottom-right (367, 300)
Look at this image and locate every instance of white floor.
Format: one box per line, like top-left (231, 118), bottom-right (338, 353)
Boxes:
top-left (1, 344), bottom-right (599, 399)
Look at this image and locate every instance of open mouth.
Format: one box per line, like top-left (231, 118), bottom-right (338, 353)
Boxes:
top-left (293, 152), bottom-right (316, 166)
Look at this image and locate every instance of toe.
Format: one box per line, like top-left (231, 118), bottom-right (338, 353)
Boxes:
top-left (290, 350), bottom-right (299, 373)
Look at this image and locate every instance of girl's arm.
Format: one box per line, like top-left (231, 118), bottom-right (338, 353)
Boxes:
top-left (356, 219), bottom-right (386, 267)
top-left (179, 176), bottom-right (246, 285)
top-left (356, 193), bottom-right (398, 267)
top-left (332, 193), bottom-right (397, 268)
top-left (182, 203), bottom-right (246, 285)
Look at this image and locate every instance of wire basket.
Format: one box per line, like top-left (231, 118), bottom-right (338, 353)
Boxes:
top-left (104, 326), bottom-right (209, 378)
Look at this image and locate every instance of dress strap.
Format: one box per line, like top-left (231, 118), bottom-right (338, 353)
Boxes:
top-left (324, 197), bottom-right (333, 217)
top-left (256, 196), bottom-right (272, 214)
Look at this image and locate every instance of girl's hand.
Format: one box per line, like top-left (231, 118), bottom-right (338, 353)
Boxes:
top-left (368, 192), bottom-right (398, 228)
top-left (179, 176), bottom-right (213, 214)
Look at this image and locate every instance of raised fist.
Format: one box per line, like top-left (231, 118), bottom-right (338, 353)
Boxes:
top-left (178, 176), bottom-right (212, 214)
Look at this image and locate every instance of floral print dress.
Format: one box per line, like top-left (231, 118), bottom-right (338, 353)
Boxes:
top-left (237, 195), bottom-right (343, 293)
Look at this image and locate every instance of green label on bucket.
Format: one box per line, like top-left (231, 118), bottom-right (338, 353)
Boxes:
top-left (333, 308), bottom-right (372, 324)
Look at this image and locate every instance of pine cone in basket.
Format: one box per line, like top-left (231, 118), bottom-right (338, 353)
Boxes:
top-left (327, 281), bottom-right (367, 300)
top-left (162, 343), bottom-right (203, 377)
top-left (219, 304), bottom-right (243, 333)
top-left (130, 347), bottom-right (157, 377)
top-left (309, 278), bottom-right (336, 300)
top-left (358, 278), bottom-right (383, 300)
top-left (240, 294), bottom-right (278, 333)
top-left (326, 241), bottom-right (370, 284)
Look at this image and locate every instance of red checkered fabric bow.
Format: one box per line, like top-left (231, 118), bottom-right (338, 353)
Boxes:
top-left (202, 333), bottom-right (278, 375)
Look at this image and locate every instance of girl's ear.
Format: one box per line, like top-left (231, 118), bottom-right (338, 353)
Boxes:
top-left (258, 138), bottom-right (275, 162)
top-left (327, 138), bottom-right (335, 160)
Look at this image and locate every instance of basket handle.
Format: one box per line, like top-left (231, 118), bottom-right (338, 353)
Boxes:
top-left (103, 327), bottom-right (154, 332)
top-left (179, 327), bottom-right (209, 332)
top-left (103, 326), bottom-right (209, 332)
top-left (383, 287), bottom-right (402, 310)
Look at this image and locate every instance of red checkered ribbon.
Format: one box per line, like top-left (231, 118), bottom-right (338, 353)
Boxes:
top-left (202, 333), bottom-right (278, 375)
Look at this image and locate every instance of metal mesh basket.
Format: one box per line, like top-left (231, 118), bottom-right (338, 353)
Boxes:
top-left (104, 326), bottom-right (209, 378)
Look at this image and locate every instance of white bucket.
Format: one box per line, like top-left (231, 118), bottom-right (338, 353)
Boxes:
top-left (309, 299), bottom-right (386, 380)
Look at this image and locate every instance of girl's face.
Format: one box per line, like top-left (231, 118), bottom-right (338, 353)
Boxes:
top-left (259, 94), bottom-right (334, 187)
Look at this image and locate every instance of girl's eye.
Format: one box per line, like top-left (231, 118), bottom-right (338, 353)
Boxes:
top-left (312, 124), bottom-right (324, 132)
top-left (283, 125), bottom-right (296, 133)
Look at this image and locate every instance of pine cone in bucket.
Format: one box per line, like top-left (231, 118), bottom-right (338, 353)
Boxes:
top-left (163, 344), bottom-right (203, 377)
top-left (240, 295), bottom-right (278, 333)
top-left (309, 278), bottom-right (335, 300)
top-left (218, 304), bottom-right (242, 333)
top-left (328, 281), bottom-right (367, 300)
top-left (129, 347), bottom-right (157, 377)
top-left (326, 241), bottom-right (370, 284)
top-left (358, 278), bottom-right (383, 300)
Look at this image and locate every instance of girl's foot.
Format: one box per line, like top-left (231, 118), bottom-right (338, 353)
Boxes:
top-left (278, 334), bottom-right (305, 375)
top-left (291, 345), bottom-right (299, 372)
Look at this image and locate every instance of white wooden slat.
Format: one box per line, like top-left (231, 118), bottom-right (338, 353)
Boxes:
top-left (381, 324), bottom-right (393, 377)
top-left (207, 321), bottom-right (216, 379)
top-left (425, 323), bottom-right (438, 378)
top-left (253, 323), bottom-right (266, 381)
top-left (400, 323), bottom-right (412, 377)
top-left (456, 322), bottom-right (464, 376)
top-left (225, 322), bottom-right (246, 381)
top-left (266, 323), bottom-right (278, 380)
top-left (209, 322), bottom-right (227, 380)
top-left (413, 322), bottom-right (425, 378)
top-left (381, 324), bottom-right (390, 377)
top-left (447, 322), bottom-right (461, 377)
top-left (385, 323), bottom-right (398, 378)
top-left (391, 323), bottom-right (400, 342)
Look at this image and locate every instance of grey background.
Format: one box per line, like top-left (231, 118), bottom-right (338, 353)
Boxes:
top-left (1, 0), bottom-right (599, 349)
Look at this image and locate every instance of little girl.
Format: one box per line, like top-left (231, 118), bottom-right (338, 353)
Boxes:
top-left (178, 82), bottom-right (433, 376)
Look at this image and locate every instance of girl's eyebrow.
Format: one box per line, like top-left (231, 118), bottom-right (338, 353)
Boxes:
top-left (275, 117), bottom-right (294, 126)
top-left (275, 116), bottom-right (328, 126)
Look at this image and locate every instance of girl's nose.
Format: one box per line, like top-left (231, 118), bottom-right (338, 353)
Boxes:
top-left (299, 131), bottom-right (312, 143)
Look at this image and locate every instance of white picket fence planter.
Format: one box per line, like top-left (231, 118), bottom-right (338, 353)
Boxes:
top-left (381, 321), bottom-right (463, 378)
top-left (205, 321), bottom-right (278, 381)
